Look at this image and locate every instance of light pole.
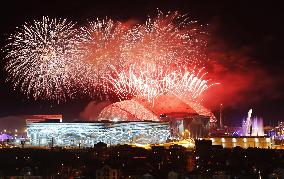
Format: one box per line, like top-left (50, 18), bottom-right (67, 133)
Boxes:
top-left (220, 103), bottom-right (223, 128)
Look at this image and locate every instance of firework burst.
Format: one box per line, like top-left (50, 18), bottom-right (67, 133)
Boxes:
top-left (121, 11), bottom-right (208, 70)
top-left (80, 18), bottom-right (130, 81)
top-left (163, 67), bottom-right (219, 100)
top-left (102, 65), bottom-right (164, 102)
top-left (103, 64), bottom-right (218, 105)
top-left (3, 16), bottom-right (88, 100)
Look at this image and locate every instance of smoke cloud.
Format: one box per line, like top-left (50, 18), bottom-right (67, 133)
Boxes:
top-left (79, 100), bottom-right (112, 120)
top-left (202, 35), bottom-right (282, 110)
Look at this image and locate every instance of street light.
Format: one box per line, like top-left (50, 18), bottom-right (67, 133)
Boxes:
top-left (220, 103), bottom-right (223, 128)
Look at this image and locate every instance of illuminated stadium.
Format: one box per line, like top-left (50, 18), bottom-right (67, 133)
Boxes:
top-left (27, 121), bottom-right (170, 147)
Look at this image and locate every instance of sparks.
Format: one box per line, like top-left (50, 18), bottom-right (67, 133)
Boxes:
top-left (3, 16), bottom-right (87, 100)
top-left (121, 11), bottom-right (207, 69)
top-left (103, 65), bottom-right (218, 106)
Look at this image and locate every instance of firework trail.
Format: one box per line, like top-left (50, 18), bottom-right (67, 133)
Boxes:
top-left (3, 16), bottom-right (89, 100)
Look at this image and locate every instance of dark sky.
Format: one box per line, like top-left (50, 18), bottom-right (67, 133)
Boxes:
top-left (0, 0), bottom-right (283, 126)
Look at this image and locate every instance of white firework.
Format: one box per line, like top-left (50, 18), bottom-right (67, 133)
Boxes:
top-left (102, 64), bottom-right (218, 105)
top-left (3, 16), bottom-right (87, 100)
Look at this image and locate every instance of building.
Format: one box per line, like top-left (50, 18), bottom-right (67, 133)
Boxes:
top-left (96, 165), bottom-right (120, 179)
top-left (25, 114), bottom-right (62, 124)
top-left (27, 121), bottom-right (171, 147)
top-left (206, 136), bottom-right (273, 149)
top-left (268, 121), bottom-right (284, 139)
top-left (161, 113), bottom-right (210, 139)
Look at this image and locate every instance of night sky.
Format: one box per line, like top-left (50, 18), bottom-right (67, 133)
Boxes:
top-left (0, 0), bottom-right (283, 126)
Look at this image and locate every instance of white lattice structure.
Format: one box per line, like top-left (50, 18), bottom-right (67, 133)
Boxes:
top-left (27, 121), bottom-right (170, 147)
